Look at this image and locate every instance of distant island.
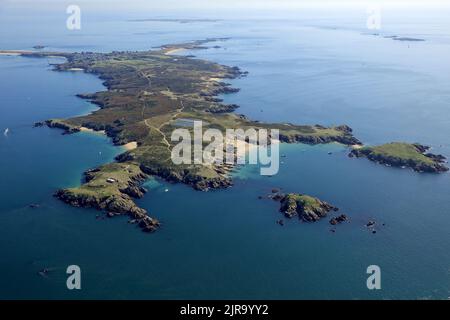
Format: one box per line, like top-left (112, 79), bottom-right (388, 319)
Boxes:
top-left (128, 18), bottom-right (220, 23)
top-left (366, 33), bottom-right (426, 42)
top-left (1, 39), bottom-right (446, 232)
top-left (384, 35), bottom-right (425, 42)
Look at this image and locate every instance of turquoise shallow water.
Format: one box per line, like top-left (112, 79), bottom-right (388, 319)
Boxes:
top-left (0, 5), bottom-right (449, 299)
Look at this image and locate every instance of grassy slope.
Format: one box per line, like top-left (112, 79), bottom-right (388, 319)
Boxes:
top-left (285, 194), bottom-right (322, 210)
top-left (363, 143), bottom-right (434, 165)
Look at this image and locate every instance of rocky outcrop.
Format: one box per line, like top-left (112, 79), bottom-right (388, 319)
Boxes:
top-left (185, 174), bottom-right (232, 191)
top-left (140, 164), bottom-right (232, 191)
top-left (55, 164), bottom-right (160, 233)
top-left (329, 214), bottom-right (348, 225)
top-left (279, 125), bottom-right (362, 146)
top-left (75, 93), bottom-right (105, 108)
top-left (33, 121), bottom-right (45, 128)
top-left (120, 185), bottom-right (147, 198)
top-left (138, 216), bottom-right (160, 232)
top-left (44, 119), bottom-right (80, 134)
top-left (56, 190), bottom-right (132, 215)
top-left (349, 143), bottom-right (449, 173)
top-left (277, 193), bottom-right (338, 222)
top-left (205, 103), bottom-right (239, 113)
top-left (55, 189), bottom-right (160, 232)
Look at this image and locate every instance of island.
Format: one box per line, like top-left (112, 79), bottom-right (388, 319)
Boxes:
top-left (1, 39), bottom-right (446, 233)
top-left (129, 18), bottom-right (221, 24)
top-left (273, 192), bottom-right (348, 228)
top-left (3, 39), bottom-right (362, 232)
top-left (385, 35), bottom-right (426, 42)
top-left (349, 142), bottom-right (448, 173)
top-left (277, 193), bottom-right (338, 222)
top-left (393, 37), bottom-right (425, 42)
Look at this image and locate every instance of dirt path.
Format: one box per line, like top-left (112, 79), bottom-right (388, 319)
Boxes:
top-left (142, 97), bottom-right (185, 150)
top-left (137, 68), bottom-right (186, 151)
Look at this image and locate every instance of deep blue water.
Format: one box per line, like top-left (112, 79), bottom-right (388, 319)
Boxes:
top-left (0, 4), bottom-right (449, 299)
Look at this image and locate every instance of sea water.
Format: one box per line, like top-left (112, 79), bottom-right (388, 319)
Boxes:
top-left (0, 4), bottom-right (449, 299)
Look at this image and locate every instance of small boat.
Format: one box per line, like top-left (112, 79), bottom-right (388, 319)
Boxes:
top-left (38, 267), bottom-right (56, 278)
top-left (3, 128), bottom-right (9, 136)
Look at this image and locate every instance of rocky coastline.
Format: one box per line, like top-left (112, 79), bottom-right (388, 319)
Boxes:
top-left (272, 192), bottom-right (338, 222)
top-left (7, 38), bottom-right (444, 234)
top-left (55, 164), bottom-right (160, 232)
top-left (278, 124), bottom-right (362, 146)
top-left (349, 143), bottom-right (448, 173)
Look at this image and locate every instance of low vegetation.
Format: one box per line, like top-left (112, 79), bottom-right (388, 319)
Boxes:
top-left (349, 142), bottom-right (448, 173)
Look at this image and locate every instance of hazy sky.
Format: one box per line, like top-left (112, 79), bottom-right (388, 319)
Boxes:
top-left (2, 0), bottom-right (449, 21)
top-left (4, 0), bottom-right (450, 10)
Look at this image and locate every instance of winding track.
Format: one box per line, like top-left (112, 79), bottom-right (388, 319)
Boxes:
top-left (137, 69), bottom-right (186, 150)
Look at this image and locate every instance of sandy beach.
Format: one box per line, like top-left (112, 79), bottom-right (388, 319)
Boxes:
top-left (122, 141), bottom-right (138, 151)
top-left (80, 127), bottom-right (106, 135)
top-left (351, 144), bottom-right (364, 149)
top-left (0, 52), bottom-right (24, 56)
top-left (80, 126), bottom-right (137, 151)
top-left (164, 48), bottom-right (184, 55)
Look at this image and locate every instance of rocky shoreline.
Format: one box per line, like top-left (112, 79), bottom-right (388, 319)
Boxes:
top-left (349, 143), bottom-right (448, 173)
top-left (10, 38), bottom-right (445, 234)
top-left (139, 163), bottom-right (233, 191)
top-left (278, 124), bottom-right (362, 146)
top-left (34, 119), bottom-right (81, 134)
top-left (269, 192), bottom-right (338, 222)
top-left (55, 164), bottom-right (160, 232)
top-left (266, 191), bottom-right (353, 232)
top-left (279, 193), bottom-right (337, 222)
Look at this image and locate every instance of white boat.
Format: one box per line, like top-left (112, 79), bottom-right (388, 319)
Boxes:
top-left (3, 128), bottom-right (9, 136)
